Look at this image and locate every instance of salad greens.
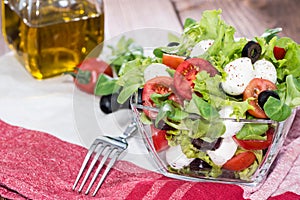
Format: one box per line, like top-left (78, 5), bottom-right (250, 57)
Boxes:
top-left (106, 36), bottom-right (145, 73)
top-left (236, 123), bottom-right (269, 140)
top-left (185, 93), bottom-right (220, 121)
top-left (95, 9), bottom-right (300, 181)
top-left (259, 36), bottom-right (300, 81)
top-left (95, 40), bottom-right (160, 101)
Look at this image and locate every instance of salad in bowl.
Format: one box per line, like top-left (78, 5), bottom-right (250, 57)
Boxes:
top-left (94, 9), bottom-right (300, 185)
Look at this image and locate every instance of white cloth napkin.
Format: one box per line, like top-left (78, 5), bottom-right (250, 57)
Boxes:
top-left (0, 52), bottom-right (81, 145)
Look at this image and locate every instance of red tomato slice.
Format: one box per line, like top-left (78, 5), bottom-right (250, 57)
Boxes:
top-left (142, 76), bottom-right (182, 118)
top-left (74, 58), bottom-right (113, 94)
top-left (173, 58), bottom-right (218, 100)
top-left (222, 151), bottom-right (256, 171)
top-left (162, 54), bottom-right (185, 69)
top-left (232, 128), bottom-right (274, 150)
top-left (151, 125), bottom-right (169, 152)
top-left (243, 78), bottom-right (277, 118)
top-left (273, 46), bottom-right (286, 60)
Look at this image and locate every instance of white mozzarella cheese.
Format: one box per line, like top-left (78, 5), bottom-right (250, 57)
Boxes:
top-left (219, 106), bottom-right (244, 138)
top-left (166, 145), bottom-right (194, 169)
top-left (190, 39), bottom-right (214, 57)
top-left (253, 59), bottom-right (277, 83)
top-left (221, 57), bottom-right (255, 95)
top-left (144, 63), bottom-right (171, 82)
top-left (207, 137), bottom-right (238, 166)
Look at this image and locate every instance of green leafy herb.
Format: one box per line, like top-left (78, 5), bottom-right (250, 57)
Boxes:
top-left (277, 75), bottom-right (300, 107)
top-left (236, 123), bottom-right (269, 140)
top-left (260, 27), bottom-right (282, 43)
top-left (185, 93), bottom-right (220, 120)
top-left (183, 18), bottom-right (197, 29)
top-left (193, 71), bottom-right (226, 108)
top-left (263, 96), bottom-right (291, 121)
top-left (94, 74), bottom-right (120, 95)
top-left (153, 48), bottom-right (164, 58)
top-left (107, 36), bottom-right (144, 73)
top-left (155, 102), bottom-right (188, 127)
top-left (261, 37), bottom-right (300, 81)
top-left (150, 93), bottom-right (188, 126)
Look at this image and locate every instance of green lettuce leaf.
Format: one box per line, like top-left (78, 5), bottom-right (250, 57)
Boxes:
top-left (260, 27), bottom-right (282, 43)
top-left (185, 93), bottom-right (220, 120)
top-left (94, 74), bottom-right (120, 96)
top-left (235, 123), bottom-right (269, 140)
top-left (107, 36), bottom-right (144, 73)
top-left (261, 37), bottom-right (300, 81)
top-left (263, 96), bottom-right (291, 121)
top-left (277, 75), bottom-right (300, 108)
top-left (193, 71), bottom-right (226, 109)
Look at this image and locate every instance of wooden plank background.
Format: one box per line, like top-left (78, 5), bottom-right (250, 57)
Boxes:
top-left (172, 0), bottom-right (300, 42)
top-left (1, 0), bottom-right (300, 56)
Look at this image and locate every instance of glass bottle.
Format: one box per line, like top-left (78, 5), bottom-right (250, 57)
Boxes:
top-left (1, 0), bottom-right (105, 79)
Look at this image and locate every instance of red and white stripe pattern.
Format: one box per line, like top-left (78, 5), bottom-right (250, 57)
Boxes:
top-left (0, 119), bottom-right (299, 200)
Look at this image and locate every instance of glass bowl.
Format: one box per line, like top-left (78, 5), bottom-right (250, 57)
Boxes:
top-left (130, 98), bottom-right (297, 186)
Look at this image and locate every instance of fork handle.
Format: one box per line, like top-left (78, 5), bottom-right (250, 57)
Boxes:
top-left (120, 121), bottom-right (137, 140)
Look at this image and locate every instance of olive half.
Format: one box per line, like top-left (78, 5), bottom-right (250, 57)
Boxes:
top-left (242, 41), bottom-right (262, 64)
top-left (99, 88), bottom-right (143, 114)
top-left (189, 158), bottom-right (212, 171)
top-left (258, 90), bottom-right (280, 109)
top-left (99, 93), bottom-right (131, 114)
top-left (167, 42), bottom-right (180, 47)
top-left (191, 138), bottom-right (222, 151)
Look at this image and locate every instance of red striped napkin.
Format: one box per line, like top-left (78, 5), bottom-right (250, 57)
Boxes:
top-left (0, 119), bottom-right (299, 200)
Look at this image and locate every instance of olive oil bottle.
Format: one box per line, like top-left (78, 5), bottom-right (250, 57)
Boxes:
top-left (2, 0), bottom-right (104, 79)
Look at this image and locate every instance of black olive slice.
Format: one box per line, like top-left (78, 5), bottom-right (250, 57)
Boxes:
top-left (189, 158), bottom-right (212, 171)
top-left (99, 93), bottom-right (131, 114)
top-left (191, 138), bottom-right (222, 151)
top-left (99, 89), bottom-right (143, 114)
top-left (258, 90), bottom-right (280, 109)
top-left (153, 119), bottom-right (175, 131)
top-left (219, 169), bottom-right (236, 179)
top-left (242, 41), bottom-right (262, 64)
top-left (167, 42), bottom-right (180, 47)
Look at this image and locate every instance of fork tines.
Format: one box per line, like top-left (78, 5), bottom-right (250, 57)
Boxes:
top-left (72, 136), bottom-right (127, 196)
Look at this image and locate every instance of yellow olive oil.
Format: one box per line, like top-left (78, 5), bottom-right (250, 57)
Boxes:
top-left (2, 1), bottom-right (104, 79)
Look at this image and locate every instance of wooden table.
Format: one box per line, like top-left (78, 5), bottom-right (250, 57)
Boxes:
top-left (1, 0), bottom-right (300, 56)
top-left (104, 0), bottom-right (300, 42)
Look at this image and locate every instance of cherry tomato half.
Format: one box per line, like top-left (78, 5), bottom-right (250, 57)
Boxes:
top-left (273, 46), bottom-right (286, 60)
top-left (74, 58), bottom-right (113, 94)
top-left (243, 78), bottom-right (277, 118)
top-left (233, 128), bottom-right (274, 150)
top-left (162, 54), bottom-right (185, 69)
top-left (151, 125), bottom-right (169, 152)
top-left (174, 58), bottom-right (218, 100)
top-left (142, 76), bottom-right (182, 118)
top-left (222, 151), bottom-right (256, 171)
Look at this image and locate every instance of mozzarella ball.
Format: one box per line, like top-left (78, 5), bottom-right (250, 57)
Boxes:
top-left (190, 39), bottom-right (214, 57)
top-left (253, 59), bottom-right (277, 83)
top-left (221, 58), bottom-right (255, 95)
top-left (207, 137), bottom-right (238, 166)
top-left (219, 106), bottom-right (244, 138)
top-left (166, 145), bottom-right (194, 169)
top-left (144, 63), bottom-right (170, 82)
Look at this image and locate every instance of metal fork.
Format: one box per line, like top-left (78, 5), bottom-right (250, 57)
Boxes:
top-left (72, 121), bottom-right (137, 196)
